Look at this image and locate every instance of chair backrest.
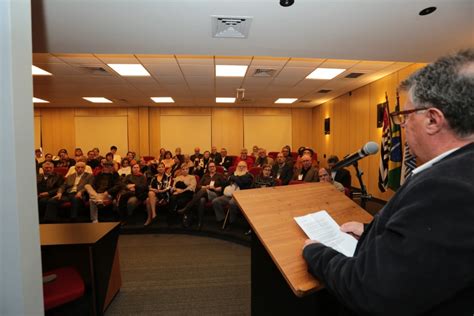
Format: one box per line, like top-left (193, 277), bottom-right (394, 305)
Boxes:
top-left (227, 166), bottom-right (236, 175)
top-left (289, 180), bottom-right (305, 185)
top-left (344, 187), bottom-right (352, 198)
top-left (54, 167), bottom-right (69, 178)
top-left (274, 178), bottom-right (282, 186)
top-left (290, 152), bottom-right (299, 161)
top-left (268, 151), bottom-right (279, 159)
top-left (249, 167), bottom-right (262, 177)
top-left (142, 156), bottom-right (155, 162)
top-left (216, 166), bottom-right (225, 174)
top-left (227, 155), bottom-right (237, 166)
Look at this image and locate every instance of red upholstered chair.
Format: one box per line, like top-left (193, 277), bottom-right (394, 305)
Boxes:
top-left (274, 178), bottom-right (282, 186)
top-left (142, 156), bottom-right (155, 162)
top-left (289, 180), bottom-right (305, 185)
top-left (249, 167), bottom-right (262, 177)
top-left (54, 167), bottom-right (69, 178)
top-left (290, 152), bottom-right (299, 161)
top-left (344, 187), bottom-right (352, 198)
top-left (227, 166), bottom-right (236, 175)
top-left (216, 166), bottom-right (225, 174)
top-left (227, 155), bottom-right (237, 166)
top-left (268, 152), bottom-right (278, 159)
top-left (43, 266), bottom-right (85, 311)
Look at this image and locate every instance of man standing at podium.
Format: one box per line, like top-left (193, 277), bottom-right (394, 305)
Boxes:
top-left (303, 50), bottom-right (474, 315)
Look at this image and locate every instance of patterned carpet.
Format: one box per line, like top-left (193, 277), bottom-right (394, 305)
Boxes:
top-left (105, 234), bottom-right (250, 315)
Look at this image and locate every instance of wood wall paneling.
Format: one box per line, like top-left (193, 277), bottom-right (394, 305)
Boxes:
top-left (138, 107), bottom-right (150, 156)
top-left (40, 108), bottom-right (75, 155)
top-left (127, 108), bottom-right (140, 156)
top-left (211, 107), bottom-right (243, 155)
top-left (149, 108), bottom-right (161, 158)
top-left (291, 108), bottom-right (313, 151)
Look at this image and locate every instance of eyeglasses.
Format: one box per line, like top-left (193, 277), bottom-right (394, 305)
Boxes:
top-left (390, 107), bottom-right (429, 125)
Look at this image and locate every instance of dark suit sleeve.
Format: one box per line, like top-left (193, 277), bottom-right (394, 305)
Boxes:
top-left (281, 166), bottom-right (293, 185)
top-left (303, 176), bottom-right (474, 315)
top-left (48, 175), bottom-right (64, 197)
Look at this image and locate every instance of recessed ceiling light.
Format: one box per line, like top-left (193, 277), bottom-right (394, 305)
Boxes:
top-left (216, 65), bottom-right (248, 77)
top-left (82, 97), bottom-right (113, 103)
top-left (275, 98), bottom-right (297, 104)
top-left (151, 97), bottom-right (175, 103)
top-left (107, 64), bottom-right (150, 76)
top-left (32, 66), bottom-right (52, 76)
top-left (216, 97), bottom-right (236, 103)
top-left (33, 97), bottom-right (49, 103)
top-left (306, 68), bottom-right (346, 80)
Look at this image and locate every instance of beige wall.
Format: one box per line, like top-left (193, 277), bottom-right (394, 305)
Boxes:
top-left (312, 63), bottom-right (425, 201)
top-left (34, 107), bottom-right (313, 157)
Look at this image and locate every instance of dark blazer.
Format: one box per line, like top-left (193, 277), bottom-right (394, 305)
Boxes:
top-left (271, 163), bottom-right (294, 185)
top-left (303, 142), bottom-right (474, 315)
top-left (58, 172), bottom-right (94, 195)
top-left (37, 173), bottom-right (64, 197)
top-left (334, 168), bottom-right (351, 188)
top-left (217, 156), bottom-right (233, 171)
top-left (293, 166), bottom-right (319, 182)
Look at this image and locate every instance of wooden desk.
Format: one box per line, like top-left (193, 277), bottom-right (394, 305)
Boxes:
top-left (233, 182), bottom-right (373, 315)
top-left (40, 223), bottom-right (122, 315)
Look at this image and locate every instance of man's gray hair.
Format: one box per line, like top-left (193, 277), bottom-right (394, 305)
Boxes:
top-left (400, 49), bottom-right (474, 137)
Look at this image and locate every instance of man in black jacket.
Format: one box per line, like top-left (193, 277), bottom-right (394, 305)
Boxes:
top-left (37, 161), bottom-right (64, 220)
top-left (271, 152), bottom-right (294, 185)
top-left (303, 50), bottom-right (474, 315)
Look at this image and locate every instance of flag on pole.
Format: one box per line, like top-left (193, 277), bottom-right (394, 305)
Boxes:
top-left (400, 141), bottom-right (417, 185)
top-left (387, 92), bottom-right (402, 190)
top-left (378, 95), bottom-right (391, 192)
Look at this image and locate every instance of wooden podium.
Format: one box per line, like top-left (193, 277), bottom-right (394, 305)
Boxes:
top-left (233, 182), bottom-right (373, 315)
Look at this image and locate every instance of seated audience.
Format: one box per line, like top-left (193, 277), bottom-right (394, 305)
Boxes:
top-left (126, 151), bottom-right (137, 165)
top-left (110, 145), bottom-right (121, 164)
top-left (233, 148), bottom-right (254, 169)
top-left (85, 161), bottom-right (122, 223)
top-left (158, 147), bottom-right (166, 161)
top-left (281, 145), bottom-right (294, 166)
top-left (92, 147), bottom-right (103, 161)
top-left (254, 148), bottom-right (274, 167)
top-left (162, 151), bottom-right (175, 172)
top-left (169, 164), bottom-right (197, 226)
top-left (178, 161), bottom-right (226, 229)
top-left (327, 155), bottom-right (352, 188)
top-left (86, 150), bottom-right (100, 170)
top-left (44, 161), bottom-right (93, 222)
top-left (194, 150), bottom-right (212, 177)
top-left (118, 164), bottom-right (148, 224)
top-left (318, 167), bottom-right (345, 192)
top-left (210, 146), bottom-right (221, 163)
top-left (182, 154), bottom-right (195, 174)
top-left (251, 145), bottom-right (259, 157)
top-left (174, 147), bottom-right (183, 161)
top-left (271, 152), bottom-right (294, 185)
top-left (295, 147), bottom-right (316, 169)
top-left (293, 154), bottom-right (318, 182)
top-left (253, 164), bottom-right (276, 188)
top-left (65, 156), bottom-right (93, 177)
top-left (117, 158), bottom-right (132, 177)
top-left (56, 152), bottom-right (76, 168)
top-left (144, 162), bottom-right (171, 226)
top-left (105, 152), bottom-right (120, 171)
top-left (217, 148), bottom-right (233, 171)
top-left (38, 153), bottom-right (55, 174)
top-left (169, 155), bottom-right (183, 177)
top-left (37, 161), bottom-right (64, 220)
top-left (213, 161), bottom-right (253, 226)
top-left (74, 148), bottom-right (84, 161)
top-left (190, 147), bottom-right (203, 162)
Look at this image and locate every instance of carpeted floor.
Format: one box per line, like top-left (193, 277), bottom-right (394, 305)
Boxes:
top-left (105, 234), bottom-right (251, 316)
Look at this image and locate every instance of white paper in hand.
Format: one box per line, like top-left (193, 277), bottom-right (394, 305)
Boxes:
top-left (295, 210), bottom-right (357, 257)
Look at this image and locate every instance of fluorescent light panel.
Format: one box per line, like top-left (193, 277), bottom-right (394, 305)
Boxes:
top-left (151, 97), bottom-right (174, 103)
top-left (32, 65), bottom-right (52, 76)
top-left (107, 64), bottom-right (150, 76)
top-left (275, 98), bottom-right (297, 104)
top-left (306, 68), bottom-right (346, 80)
top-left (215, 65), bottom-right (248, 77)
top-left (82, 97), bottom-right (113, 103)
top-left (33, 97), bottom-right (49, 103)
top-left (216, 97), bottom-right (236, 103)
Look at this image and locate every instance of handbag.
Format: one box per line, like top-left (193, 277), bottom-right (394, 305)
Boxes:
top-left (223, 183), bottom-right (239, 197)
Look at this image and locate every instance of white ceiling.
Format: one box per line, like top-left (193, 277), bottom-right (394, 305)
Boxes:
top-left (31, 0), bottom-right (474, 108)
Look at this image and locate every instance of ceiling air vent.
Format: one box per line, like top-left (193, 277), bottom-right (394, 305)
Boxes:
top-left (212, 16), bottom-right (253, 38)
top-left (345, 72), bottom-right (364, 79)
top-left (299, 100), bottom-right (311, 103)
top-left (76, 66), bottom-right (111, 76)
top-left (318, 89), bottom-right (332, 93)
top-left (252, 68), bottom-right (277, 77)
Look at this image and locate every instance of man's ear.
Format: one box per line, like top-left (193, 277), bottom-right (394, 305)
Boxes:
top-left (425, 108), bottom-right (445, 135)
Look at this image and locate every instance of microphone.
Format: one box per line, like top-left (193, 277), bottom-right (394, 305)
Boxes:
top-left (332, 141), bottom-right (379, 170)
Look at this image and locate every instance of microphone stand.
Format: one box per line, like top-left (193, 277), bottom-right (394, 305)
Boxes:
top-left (352, 161), bottom-right (372, 209)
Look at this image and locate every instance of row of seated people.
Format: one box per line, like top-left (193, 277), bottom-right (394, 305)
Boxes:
top-left (37, 149), bottom-right (351, 229)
